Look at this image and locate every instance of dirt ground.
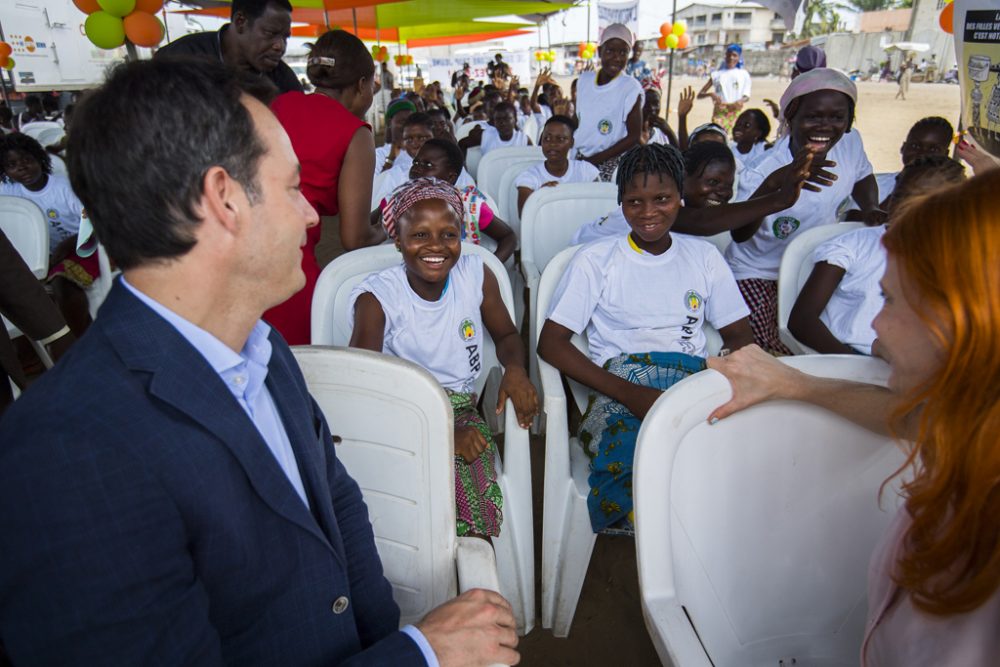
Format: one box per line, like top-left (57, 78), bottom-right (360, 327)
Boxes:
top-left (321, 77), bottom-right (962, 667)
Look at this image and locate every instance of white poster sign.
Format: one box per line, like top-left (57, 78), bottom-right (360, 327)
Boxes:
top-left (598, 1), bottom-right (639, 38)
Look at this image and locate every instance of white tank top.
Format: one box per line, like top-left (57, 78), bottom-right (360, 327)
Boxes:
top-left (349, 255), bottom-right (486, 394)
top-left (574, 70), bottom-right (643, 157)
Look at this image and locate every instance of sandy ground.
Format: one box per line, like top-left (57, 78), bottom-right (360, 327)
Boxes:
top-left (316, 78), bottom-right (962, 667)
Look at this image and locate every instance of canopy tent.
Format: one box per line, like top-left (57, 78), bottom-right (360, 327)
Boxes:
top-left (176, 0), bottom-right (574, 47)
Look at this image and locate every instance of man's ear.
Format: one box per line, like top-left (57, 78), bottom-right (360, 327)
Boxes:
top-left (200, 166), bottom-right (242, 236)
top-left (232, 10), bottom-right (249, 33)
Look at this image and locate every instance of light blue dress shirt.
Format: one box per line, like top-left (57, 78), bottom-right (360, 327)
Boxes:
top-left (121, 279), bottom-right (439, 667)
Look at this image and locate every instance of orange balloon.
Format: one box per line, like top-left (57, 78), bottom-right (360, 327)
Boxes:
top-left (660, 22), bottom-right (672, 37)
top-left (124, 11), bottom-right (163, 47)
top-left (0, 42), bottom-right (10, 59)
top-left (657, 35), bottom-right (668, 50)
top-left (939, 2), bottom-right (954, 34)
top-left (72, 0), bottom-right (102, 14)
top-left (677, 34), bottom-right (690, 49)
top-left (133, 0), bottom-right (164, 13)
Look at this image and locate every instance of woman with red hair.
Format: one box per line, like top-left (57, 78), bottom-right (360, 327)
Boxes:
top-left (707, 171), bottom-right (1000, 663)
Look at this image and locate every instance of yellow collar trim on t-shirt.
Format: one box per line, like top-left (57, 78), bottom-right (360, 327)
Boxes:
top-left (627, 233), bottom-right (646, 255)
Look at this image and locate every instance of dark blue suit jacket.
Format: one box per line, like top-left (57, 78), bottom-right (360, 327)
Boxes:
top-left (0, 282), bottom-right (425, 666)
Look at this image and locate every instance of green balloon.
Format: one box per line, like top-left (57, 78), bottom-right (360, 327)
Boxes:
top-left (97, 0), bottom-right (135, 18)
top-left (85, 11), bottom-right (125, 50)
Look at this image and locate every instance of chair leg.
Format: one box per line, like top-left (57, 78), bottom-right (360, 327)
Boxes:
top-left (542, 492), bottom-right (598, 637)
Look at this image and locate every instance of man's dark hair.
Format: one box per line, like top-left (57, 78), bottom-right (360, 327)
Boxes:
top-left (231, 0), bottom-right (292, 22)
top-left (492, 101), bottom-right (515, 118)
top-left (403, 112), bottom-right (433, 130)
top-left (67, 58), bottom-right (266, 270)
top-left (42, 96), bottom-right (61, 114)
top-left (0, 133), bottom-right (53, 183)
top-left (24, 95), bottom-right (42, 110)
top-left (426, 106), bottom-right (450, 121)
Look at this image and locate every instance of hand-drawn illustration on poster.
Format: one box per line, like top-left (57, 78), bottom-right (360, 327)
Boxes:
top-left (958, 6), bottom-right (1000, 157)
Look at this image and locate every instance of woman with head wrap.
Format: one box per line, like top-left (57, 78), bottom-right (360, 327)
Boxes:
top-left (697, 44), bottom-right (752, 132)
top-left (724, 68), bottom-right (882, 354)
top-left (263, 30), bottom-right (383, 344)
top-left (350, 177), bottom-right (538, 538)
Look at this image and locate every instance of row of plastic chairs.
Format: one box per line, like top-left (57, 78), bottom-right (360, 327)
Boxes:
top-left (303, 236), bottom-right (906, 666)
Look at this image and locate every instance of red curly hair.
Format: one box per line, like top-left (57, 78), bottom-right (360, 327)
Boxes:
top-left (882, 169), bottom-right (1000, 616)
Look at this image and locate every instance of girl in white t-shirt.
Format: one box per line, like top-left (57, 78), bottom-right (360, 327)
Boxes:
top-left (0, 133), bottom-right (95, 337)
top-left (460, 102), bottom-right (532, 156)
top-left (697, 44), bottom-right (752, 132)
top-left (789, 155), bottom-right (966, 355)
top-left (515, 115), bottom-right (600, 217)
top-left (538, 144), bottom-right (753, 534)
top-left (574, 24), bottom-right (644, 181)
top-left (350, 177), bottom-right (538, 538)
top-left (730, 108), bottom-right (772, 171)
top-left (725, 68), bottom-right (882, 353)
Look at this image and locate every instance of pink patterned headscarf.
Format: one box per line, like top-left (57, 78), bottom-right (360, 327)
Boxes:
top-left (777, 68), bottom-right (857, 138)
top-left (383, 176), bottom-right (464, 240)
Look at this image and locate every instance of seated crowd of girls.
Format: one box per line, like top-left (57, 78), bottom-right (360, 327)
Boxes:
top-left (4, 23), bottom-right (997, 662)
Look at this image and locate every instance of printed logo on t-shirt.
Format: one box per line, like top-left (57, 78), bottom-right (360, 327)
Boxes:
top-left (46, 209), bottom-right (57, 219)
top-left (772, 216), bottom-right (800, 240)
top-left (459, 318), bottom-right (476, 341)
top-left (684, 290), bottom-right (704, 313)
top-left (598, 119), bottom-right (613, 135)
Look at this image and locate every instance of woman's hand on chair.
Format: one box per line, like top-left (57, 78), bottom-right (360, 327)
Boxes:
top-left (497, 366), bottom-right (539, 429)
top-left (455, 426), bottom-right (489, 463)
top-left (706, 345), bottom-right (802, 422)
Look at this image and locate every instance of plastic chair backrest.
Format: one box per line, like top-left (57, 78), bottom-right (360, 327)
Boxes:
top-left (634, 355), bottom-right (906, 667)
top-left (496, 159), bottom-right (543, 234)
top-left (0, 196), bottom-right (49, 278)
top-left (476, 146), bottom-right (543, 202)
top-left (466, 146), bottom-right (483, 180)
top-left (777, 223), bottom-right (864, 354)
top-left (536, 245), bottom-right (724, 414)
top-left (18, 121), bottom-right (62, 140)
top-left (371, 170), bottom-right (391, 211)
top-left (49, 154), bottom-right (68, 176)
top-left (455, 121), bottom-right (478, 142)
top-left (35, 126), bottom-right (66, 148)
top-left (290, 346), bottom-right (457, 625)
top-left (311, 243), bottom-right (515, 399)
top-left (520, 182), bottom-right (618, 276)
top-left (522, 115), bottom-right (539, 144)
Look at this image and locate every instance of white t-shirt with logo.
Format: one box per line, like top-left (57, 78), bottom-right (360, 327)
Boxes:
top-left (711, 67), bottom-right (752, 104)
top-left (725, 133), bottom-right (874, 281)
top-left (546, 234), bottom-right (750, 364)
top-left (574, 70), bottom-right (643, 158)
top-left (812, 225), bottom-right (887, 354)
top-left (1, 174), bottom-right (83, 252)
top-left (349, 254), bottom-right (485, 394)
top-left (480, 126), bottom-right (530, 155)
top-left (375, 162), bottom-right (475, 208)
top-left (514, 160), bottom-right (600, 191)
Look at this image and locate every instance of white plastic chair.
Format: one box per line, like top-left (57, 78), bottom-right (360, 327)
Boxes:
top-left (466, 146), bottom-right (483, 180)
top-left (0, 196), bottom-right (53, 368)
top-left (455, 121), bottom-right (479, 142)
top-left (18, 121), bottom-right (62, 141)
top-left (520, 182), bottom-right (618, 397)
top-left (536, 245), bottom-right (723, 638)
top-left (310, 243), bottom-right (536, 634)
top-left (36, 126), bottom-right (66, 149)
top-left (290, 347), bottom-right (506, 651)
top-left (85, 243), bottom-right (116, 319)
top-left (476, 146), bottom-right (543, 203)
top-left (634, 355), bottom-right (906, 667)
top-left (371, 171), bottom-right (391, 211)
top-left (496, 159), bottom-right (543, 235)
top-left (49, 154), bottom-right (68, 177)
top-left (522, 115), bottom-right (539, 145)
top-left (777, 223), bottom-right (864, 355)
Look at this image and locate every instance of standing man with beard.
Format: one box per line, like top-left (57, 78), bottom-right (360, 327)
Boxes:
top-left (156, 0), bottom-right (302, 94)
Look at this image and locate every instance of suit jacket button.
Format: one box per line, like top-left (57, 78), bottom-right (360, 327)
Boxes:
top-left (332, 596), bottom-right (349, 614)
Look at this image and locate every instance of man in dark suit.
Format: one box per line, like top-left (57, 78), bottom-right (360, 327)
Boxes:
top-left (155, 0), bottom-right (302, 94)
top-left (0, 230), bottom-right (74, 414)
top-left (0, 59), bottom-right (518, 666)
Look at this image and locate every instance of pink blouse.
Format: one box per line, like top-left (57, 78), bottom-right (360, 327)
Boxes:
top-left (862, 508), bottom-right (1000, 665)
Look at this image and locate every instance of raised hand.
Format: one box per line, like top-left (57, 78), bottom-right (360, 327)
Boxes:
top-left (677, 86), bottom-right (695, 117)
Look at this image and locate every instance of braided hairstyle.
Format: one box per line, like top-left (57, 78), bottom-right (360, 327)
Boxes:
top-left (0, 132), bottom-right (52, 184)
top-left (615, 143), bottom-right (685, 204)
top-left (683, 141), bottom-right (736, 179)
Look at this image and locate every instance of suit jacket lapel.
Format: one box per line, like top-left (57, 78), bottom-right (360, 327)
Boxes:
top-left (101, 282), bottom-right (336, 558)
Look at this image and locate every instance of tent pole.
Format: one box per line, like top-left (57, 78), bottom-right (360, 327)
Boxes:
top-left (587, 0), bottom-right (591, 44)
top-left (352, 8), bottom-right (358, 34)
top-left (665, 0), bottom-right (677, 117)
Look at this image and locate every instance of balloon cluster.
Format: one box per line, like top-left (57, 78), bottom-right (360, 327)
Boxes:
top-left (657, 20), bottom-right (689, 50)
top-left (370, 44), bottom-right (389, 63)
top-left (939, 0), bottom-right (954, 34)
top-left (394, 54), bottom-right (414, 66)
top-left (74, 0), bottom-right (165, 50)
top-left (577, 41), bottom-right (597, 59)
top-left (535, 50), bottom-right (557, 62)
top-left (0, 42), bottom-right (13, 72)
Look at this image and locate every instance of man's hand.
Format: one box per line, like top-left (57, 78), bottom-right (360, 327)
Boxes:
top-left (417, 588), bottom-right (520, 667)
top-left (677, 86), bottom-right (695, 117)
top-left (455, 426), bottom-right (488, 463)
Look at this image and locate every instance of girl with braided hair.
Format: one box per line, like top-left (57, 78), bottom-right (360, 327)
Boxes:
top-left (349, 177), bottom-right (538, 538)
top-left (538, 144), bottom-right (754, 534)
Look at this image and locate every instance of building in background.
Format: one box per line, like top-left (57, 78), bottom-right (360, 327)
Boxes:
top-left (675, 1), bottom-right (788, 51)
